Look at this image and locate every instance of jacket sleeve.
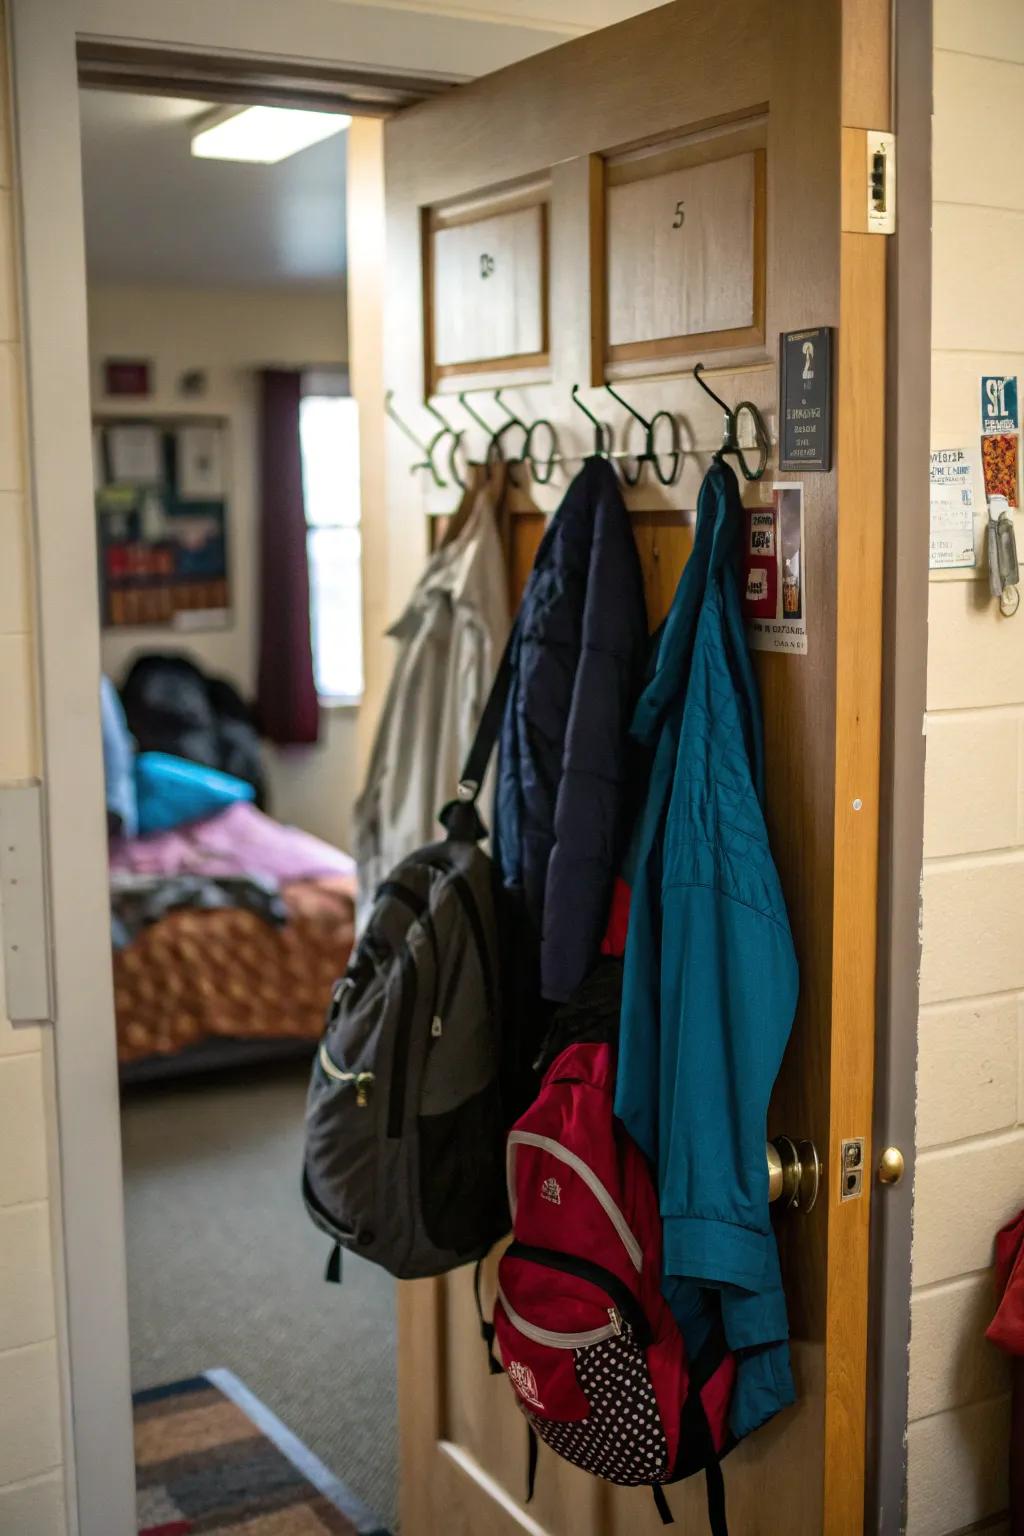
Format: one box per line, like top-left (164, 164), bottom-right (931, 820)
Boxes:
top-left (541, 488), bottom-right (648, 1002)
top-left (656, 882), bottom-right (798, 1289)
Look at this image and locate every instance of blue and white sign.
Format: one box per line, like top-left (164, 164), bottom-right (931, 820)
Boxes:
top-left (981, 375), bottom-right (1019, 435)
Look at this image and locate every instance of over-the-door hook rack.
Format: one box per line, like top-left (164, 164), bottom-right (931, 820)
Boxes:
top-left (424, 399), bottom-right (467, 490)
top-left (604, 381), bottom-right (681, 486)
top-left (499, 388), bottom-right (559, 485)
top-left (458, 390), bottom-right (506, 468)
top-left (693, 362), bottom-right (770, 482)
top-left (493, 388), bottom-right (531, 461)
top-left (384, 389), bottom-right (450, 488)
top-left (571, 384), bottom-right (613, 459)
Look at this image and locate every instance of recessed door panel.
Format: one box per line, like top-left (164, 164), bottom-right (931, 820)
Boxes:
top-left (428, 197), bottom-right (548, 384)
top-left (605, 148), bottom-right (765, 364)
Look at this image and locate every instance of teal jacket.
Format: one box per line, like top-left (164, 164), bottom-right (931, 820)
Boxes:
top-left (614, 459), bottom-right (799, 1439)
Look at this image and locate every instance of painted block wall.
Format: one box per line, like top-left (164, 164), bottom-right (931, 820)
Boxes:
top-left (906, 4), bottom-right (1024, 1531)
top-left (0, 6), bottom-right (69, 1533)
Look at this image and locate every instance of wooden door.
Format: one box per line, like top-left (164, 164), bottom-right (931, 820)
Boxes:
top-left (380, 4), bottom-right (889, 1531)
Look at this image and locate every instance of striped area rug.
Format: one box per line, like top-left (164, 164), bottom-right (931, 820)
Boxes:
top-left (134, 1369), bottom-right (392, 1536)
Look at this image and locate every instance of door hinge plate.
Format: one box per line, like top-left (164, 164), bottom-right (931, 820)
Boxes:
top-left (866, 130), bottom-right (896, 234)
top-left (0, 781), bottom-right (54, 1025)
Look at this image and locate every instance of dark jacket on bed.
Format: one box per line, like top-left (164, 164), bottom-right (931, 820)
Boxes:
top-left (493, 455), bottom-right (647, 1004)
top-left (120, 653), bottom-right (267, 807)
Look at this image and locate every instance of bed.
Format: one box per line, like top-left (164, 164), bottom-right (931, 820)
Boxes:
top-left (109, 801), bottom-right (356, 1080)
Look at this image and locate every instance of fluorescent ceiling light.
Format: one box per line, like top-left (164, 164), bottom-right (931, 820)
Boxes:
top-left (191, 106), bottom-right (351, 164)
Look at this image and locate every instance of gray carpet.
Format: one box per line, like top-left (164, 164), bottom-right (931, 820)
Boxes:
top-left (120, 1061), bottom-right (398, 1531)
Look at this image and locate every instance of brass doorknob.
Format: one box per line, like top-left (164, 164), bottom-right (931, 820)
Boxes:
top-left (877, 1146), bottom-right (905, 1185)
top-left (767, 1136), bottom-right (821, 1213)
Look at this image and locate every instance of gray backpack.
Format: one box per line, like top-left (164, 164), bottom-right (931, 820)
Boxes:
top-left (302, 657), bottom-right (512, 1280)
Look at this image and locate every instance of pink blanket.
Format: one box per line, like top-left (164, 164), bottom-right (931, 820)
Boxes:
top-left (109, 802), bottom-right (355, 884)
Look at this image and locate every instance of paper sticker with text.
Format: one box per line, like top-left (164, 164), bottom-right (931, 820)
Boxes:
top-left (929, 446), bottom-right (979, 569)
top-left (744, 484), bottom-right (807, 655)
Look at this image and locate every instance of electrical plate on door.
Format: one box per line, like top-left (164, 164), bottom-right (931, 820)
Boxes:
top-left (866, 131), bottom-right (896, 234)
top-left (840, 1137), bottom-right (866, 1201)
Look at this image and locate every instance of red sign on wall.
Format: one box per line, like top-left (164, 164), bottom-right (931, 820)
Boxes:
top-left (104, 358), bottom-right (151, 397)
top-left (744, 506), bottom-right (778, 619)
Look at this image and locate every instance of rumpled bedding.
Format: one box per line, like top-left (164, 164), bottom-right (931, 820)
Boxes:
top-left (110, 805), bottom-right (357, 1067)
top-left (110, 871), bottom-right (288, 948)
top-left (109, 800), bottom-right (356, 883)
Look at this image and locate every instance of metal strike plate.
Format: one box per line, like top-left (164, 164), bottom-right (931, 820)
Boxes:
top-left (0, 782), bottom-right (54, 1024)
top-left (840, 1137), bottom-right (865, 1202)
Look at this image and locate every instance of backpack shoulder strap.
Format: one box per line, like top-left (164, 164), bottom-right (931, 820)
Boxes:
top-left (472, 1256), bottom-right (503, 1375)
top-left (440, 623), bottom-right (517, 841)
top-left (457, 622), bottom-right (517, 804)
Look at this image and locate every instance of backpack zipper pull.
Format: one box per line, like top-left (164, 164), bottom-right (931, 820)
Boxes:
top-left (355, 1072), bottom-right (375, 1108)
top-left (607, 1307), bottom-right (623, 1335)
top-left (431, 1016), bottom-right (443, 1038)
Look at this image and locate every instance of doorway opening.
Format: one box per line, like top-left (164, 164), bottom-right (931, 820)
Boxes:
top-left (82, 82), bottom-right (396, 1531)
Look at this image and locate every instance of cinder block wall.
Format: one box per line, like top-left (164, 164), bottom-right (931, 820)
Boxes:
top-left (0, 7), bottom-right (70, 1534)
top-left (906, 4), bottom-right (1024, 1531)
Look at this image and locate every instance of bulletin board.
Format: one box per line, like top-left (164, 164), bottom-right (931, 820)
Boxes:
top-left (93, 416), bottom-right (231, 630)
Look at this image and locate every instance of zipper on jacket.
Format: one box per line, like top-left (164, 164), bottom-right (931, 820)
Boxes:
top-left (507, 1130), bottom-right (644, 1272)
top-left (499, 1241), bottom-right (651, 1349)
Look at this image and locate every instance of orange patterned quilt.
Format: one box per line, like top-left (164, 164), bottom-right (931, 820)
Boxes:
top-left (113, 875), bottom-right (355, 1066)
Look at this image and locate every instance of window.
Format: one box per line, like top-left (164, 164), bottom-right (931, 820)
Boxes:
top-left (299, 393), bottom-right (363, 702)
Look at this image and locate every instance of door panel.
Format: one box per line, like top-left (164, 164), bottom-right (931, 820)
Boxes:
top-left (382, 4), bottom-right (889, 1531)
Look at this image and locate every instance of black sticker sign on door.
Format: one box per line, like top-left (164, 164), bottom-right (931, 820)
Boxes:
top-left (779, 327), bottom-right (833, 472)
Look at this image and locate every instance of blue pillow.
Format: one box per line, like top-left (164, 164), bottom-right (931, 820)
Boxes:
top-left (100, 676), bottom-right (138, 838)
top-left (135, 752), bottom-right (255, 836)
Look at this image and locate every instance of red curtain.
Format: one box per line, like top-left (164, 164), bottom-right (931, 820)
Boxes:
top-left (256, 369), bottom-right (320, 745)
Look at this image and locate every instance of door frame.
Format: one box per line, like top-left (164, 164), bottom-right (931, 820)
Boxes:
top-left (8, 3), bottom-right (932, 1534)
top-left (6, 5), bottom-right (581, 1534)
top-left (868, 0), bottom-right (932, 1529)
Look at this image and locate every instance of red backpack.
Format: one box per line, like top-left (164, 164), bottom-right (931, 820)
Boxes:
top-left (492, 1039), bottom-right (735, 1533)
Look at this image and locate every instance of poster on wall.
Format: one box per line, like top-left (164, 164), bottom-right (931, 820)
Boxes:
top-left (929, 446), bottom-right (980, 570)
top-left (94, 419), bottom-right (231, 630)
top-left (981, 375), bottom-right (1019, 436)
top-left (981, 432), bottom-right (1019, 508)
top-left (980, 375), bottom-right (1020, 508)
top-left (743, 482), bottom-right (808, 654)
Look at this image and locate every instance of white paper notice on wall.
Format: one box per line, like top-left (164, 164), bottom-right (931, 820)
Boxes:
top-left (107, 423), bottom-right (163, 485)
top-left (929, 446), bottom-right (980, 570)
top-left (177, 424), bottom-right (226, 500)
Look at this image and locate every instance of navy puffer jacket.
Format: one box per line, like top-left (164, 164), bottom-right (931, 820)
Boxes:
top-left (493, 456), bottom-right (647, 1003)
